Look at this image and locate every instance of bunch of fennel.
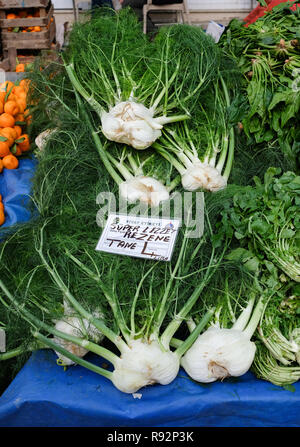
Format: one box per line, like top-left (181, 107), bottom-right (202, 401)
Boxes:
top-left (64, 8), bottom-right (221, 150)
top-left (169, 270), bottom-right (267, 383)
top-left (0, 211), bottom-right (228, 394)
top-left (253, 282), bottom-right (300, 386)
top-left (153, 76), bottom-right (236, 193)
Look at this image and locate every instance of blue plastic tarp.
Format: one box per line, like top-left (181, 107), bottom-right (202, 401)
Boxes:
top-left (0, 156), bottom-right (37, 230)
top-left (0, 349), bottom-right (299, 427)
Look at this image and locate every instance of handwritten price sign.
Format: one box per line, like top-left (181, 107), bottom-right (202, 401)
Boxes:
top-left (96, 214), bottom-right (181, 261)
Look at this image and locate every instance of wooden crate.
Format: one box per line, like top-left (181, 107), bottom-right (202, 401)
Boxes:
top-left (2, 20), bottom-right (55, 50)
top-left (0, 1), bottom-right (49, 8)
top-left (0, 4), bottom-right (54, 28)
top-left (2, 17), bottom-right (56, 70)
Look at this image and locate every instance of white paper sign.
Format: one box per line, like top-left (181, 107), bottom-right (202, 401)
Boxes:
top-left (0, 329), bottom-right (6, 353)
top-left (96, 214), bottom-right (181, 262)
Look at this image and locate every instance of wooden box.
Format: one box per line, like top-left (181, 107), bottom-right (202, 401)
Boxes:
top-left (0, 0), bottom-right (49, 8)
top-left (0, 4), bottom-right (53, 28)
top-left (1, 20), bottom-right (55, 49)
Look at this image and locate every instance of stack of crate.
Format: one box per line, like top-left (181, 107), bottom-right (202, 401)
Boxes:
top-left (0, 0), bottom-right (56, 71)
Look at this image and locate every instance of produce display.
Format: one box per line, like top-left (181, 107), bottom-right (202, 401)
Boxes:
top-left (0, 78), bottom-right (31, 226)
top-left (219, 2), bottom-right (300, 169)
top-left (0, 4), bottom-right (299, 401)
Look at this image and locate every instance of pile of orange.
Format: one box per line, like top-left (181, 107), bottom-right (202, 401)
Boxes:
top-left (0, 79), bottom-right (32, 226)
top-left (6, 10), bottom-right (54, 33)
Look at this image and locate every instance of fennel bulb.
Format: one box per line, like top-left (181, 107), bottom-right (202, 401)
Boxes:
top-left (53, 302), bottom-right (104, 366)
top-left (181, 326), bottom-right (256, 382)
top-left (111, 339), bottom-right (179, 394)
top-left (101, 101), bottom-right (163, 150)
top-left (119, 176), bottom-right (170, 207)
top-left (181, 163), bottom-right (227, 193)
top-left (181, 294), bottom-right (265, 382)
top-left (35, 128), bottom-right (58, 151)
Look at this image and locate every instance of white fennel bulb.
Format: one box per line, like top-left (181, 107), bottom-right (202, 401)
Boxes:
top-left (181, 163), bottom-right (227, 193)
top-left (111, 339), bottom-right (180, 394)
top-left (181, 327), bottom-right (256, 383)
top-left (101, 101), bottom-right (163, 150)
top-left (181, 294), bottom-right (265, 383)
top-left (35, 128), bottom-right (58, 151)
top-left (53, 308), bottom-right (104, 366)
top-left (119, 176), bottom-right (170, 207)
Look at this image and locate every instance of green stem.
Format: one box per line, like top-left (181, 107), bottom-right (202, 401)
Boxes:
top-left (150, 61), bottom-right (180, 113)
top-left (0, 344), bottom-right (46, 361)
top-left (175, 308), bottom-right (215, 358)
top-left (153, 143), bottom-right (186, 175)
top-left (33, 332), bottom-right (113, 380)
top-left (64, 250), bottom-right (131, 343)
top-left (34, 232), bottom-right (127, 353)
top-left (130, 262), bottom-right (158, 336)
top-left (219, 77), bottom-right (235, 180)
top-left (91, 131), bottom-right (123, 185)
top-left (152, 230), bottom-right (190, 337)
top-left (106, 151), bottom-right (133, 181)
top-left (243, 295), bottom-right (266, 339)
top-left (156, 114), bottom-right (190, 125)
top-left (65, 63), bottom-right (103, 117)
top-left (232, 294), bottom-right (256, 331)
top-left (71, 88), bottom-right (123, 186)
top-left (222, 126), bottom-right (235, 181)
top-left (166, 174), bottom-right (182, 193)
top-left (170, 337), bottom-right (183, 349)
top-left (160, 239), bottom-right (227, 349)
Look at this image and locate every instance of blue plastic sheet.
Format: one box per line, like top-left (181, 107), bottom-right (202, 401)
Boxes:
top-left (0, 156), bottom-right (37, 230)
top-left (0, 350), bottom-right (299, 427)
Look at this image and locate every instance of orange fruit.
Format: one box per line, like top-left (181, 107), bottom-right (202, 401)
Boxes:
top-left (0, 113), bottom-right (15, 128)
top-left (19, 79), bottom-right (30, 92)
top-left (14, 125), bottom-right (22, 138)
top-left (12, 86), bottom-right (26, 98)
top-left (15, 63), bottom-right (25, 73)
top-left (0, 141), bottom-right (11, 157)
top-left (0, 159), bottom-right (3, 173)
top-left (15, 113), bottom-right (25, 124)
top-left (2, 154), bottom-right (19, 169)
top-left (17, 133), bottom-right (30, 152)
top-left (0, 127), bottom-right (17, 147)
top-left (16, 98), bottom-right (26, 114)
top-left (7, 93), bottom-right (18, 103)
top-left (0, 81), bottom-right (14, 93)
top-left (4, 100), bottom-right (19, 116)
top-left (12, 144), bottom-right (22, 157)
top-left (0, 92), bottom-right (6, 105)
